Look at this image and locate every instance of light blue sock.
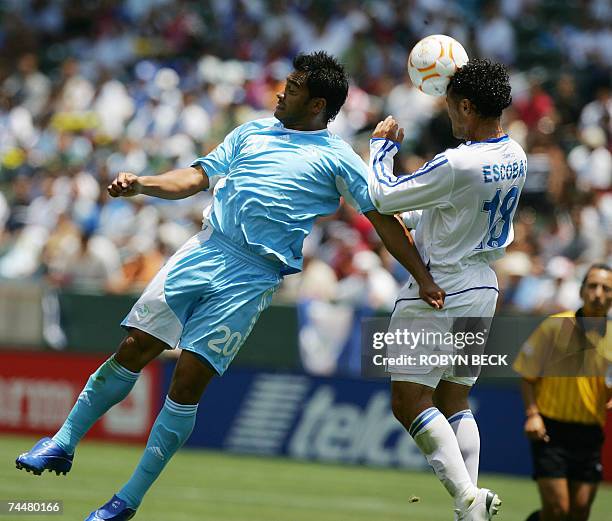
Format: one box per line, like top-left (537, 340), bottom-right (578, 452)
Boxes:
top-left (117, 396), bottom-right (198, 509)
top-left (52, 356), bottom-right (139, 455)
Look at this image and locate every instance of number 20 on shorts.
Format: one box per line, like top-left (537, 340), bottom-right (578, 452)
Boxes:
top-left (208, 326), bottom-right (243, 357)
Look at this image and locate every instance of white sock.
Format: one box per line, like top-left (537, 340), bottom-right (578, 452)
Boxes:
top-left (410, 407), bottom-right (476, 509)
top-left (448, 409), bottom-right (480, 486)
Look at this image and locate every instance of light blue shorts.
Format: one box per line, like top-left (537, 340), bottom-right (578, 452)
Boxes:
top-left (122, 226), bottom-right (282, 375)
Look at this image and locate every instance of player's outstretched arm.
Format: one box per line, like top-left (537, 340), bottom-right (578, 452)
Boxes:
top-left (368, 116), bottom-right (453, 214)
top-left (365, 210), bottom-right (445, 310)
top-left (107, 165), bottom-right (209, 200)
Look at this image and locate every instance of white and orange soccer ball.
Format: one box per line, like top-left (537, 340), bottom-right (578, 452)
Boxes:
top-left (407, 34), bottom-right (469, 97)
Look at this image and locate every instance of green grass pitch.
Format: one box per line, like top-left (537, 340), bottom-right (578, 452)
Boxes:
top-left (2, 435), bottom-right (612, 521)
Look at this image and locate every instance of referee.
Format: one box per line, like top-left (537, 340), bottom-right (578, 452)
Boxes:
top-left (514, 263), bottom-right (612, 521)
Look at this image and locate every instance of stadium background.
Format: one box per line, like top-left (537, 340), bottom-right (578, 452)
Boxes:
top-left (0, 0), bottom-right (611, 519)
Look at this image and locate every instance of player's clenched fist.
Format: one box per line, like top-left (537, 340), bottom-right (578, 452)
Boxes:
top-left (108, 172), bottom-right (142, 197)
top-left (419, 280), bottom-right (446, 310)
top-left (372, 115), bottom-right (405, 143)
top-left (524, 413), bottom-right (550, 443)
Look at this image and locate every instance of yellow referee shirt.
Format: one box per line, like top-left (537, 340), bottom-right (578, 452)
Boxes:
top-left (513, 310), bottom-right (612, 427)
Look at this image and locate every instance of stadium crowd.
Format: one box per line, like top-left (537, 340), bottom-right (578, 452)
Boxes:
top-left (0, 0), bottom-right (611, 315)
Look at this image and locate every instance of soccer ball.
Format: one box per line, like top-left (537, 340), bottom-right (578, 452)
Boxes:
top-left (407, 35), bottom-right (469, 97)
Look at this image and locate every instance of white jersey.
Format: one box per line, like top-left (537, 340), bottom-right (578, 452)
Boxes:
top-left (368, 135), bottom-right (527, 271)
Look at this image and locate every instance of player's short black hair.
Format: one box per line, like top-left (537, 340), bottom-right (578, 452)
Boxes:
top-left (581, 262), bottom-right (612, 291)
top-left (292, 51), bottom-right (349, 122)
top-left (448, 59), bottom-right (512, 118)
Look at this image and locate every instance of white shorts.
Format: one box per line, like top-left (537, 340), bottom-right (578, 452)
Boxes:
top-left (388, 264), bottom-right (499, 388)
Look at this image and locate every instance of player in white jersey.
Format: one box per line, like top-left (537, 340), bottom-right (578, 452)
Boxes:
top-left (368, 60), bottom-right (526, 521)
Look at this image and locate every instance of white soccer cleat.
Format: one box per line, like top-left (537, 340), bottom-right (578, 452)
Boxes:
top-left (455, 488), bottom-right (501, 521)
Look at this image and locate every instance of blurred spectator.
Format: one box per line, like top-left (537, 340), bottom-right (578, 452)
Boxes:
top-left (521, 132), bottom-right (571, 214)
top-left (54, 232), bottom-right (121, 291)
top-left (568, 126), bottom-right (612, 191)
top-left (107, 236), bottom-right (165, 294)
top-left (515, 73), bottom-right (555, 130)
top-left (579, 85), bottom-right (612, 134)
top-left (552, 74), bottom-right (582, 143)
top-left (0, 0), bottom-right (609, 317)
top-left (476, 1), bottom-right (516, 65)
top-left (2, 54), bottom-right (51, 119)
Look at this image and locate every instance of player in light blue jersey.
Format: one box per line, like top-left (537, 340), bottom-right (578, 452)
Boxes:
top-left (368, 60), bottom-right (525, 521)
top-left (16, 52), bottom-right (444, 520)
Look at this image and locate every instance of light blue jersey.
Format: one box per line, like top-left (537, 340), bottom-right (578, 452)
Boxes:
top-left (192, 117), bottom-right (375, 275)
top-left (123, 118), bottom-right (375, 374)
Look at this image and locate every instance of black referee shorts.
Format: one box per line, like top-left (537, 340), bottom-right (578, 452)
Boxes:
top-left (530, 415), bottom-right (604, 483)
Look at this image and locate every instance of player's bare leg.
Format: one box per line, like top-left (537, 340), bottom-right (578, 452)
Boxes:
top-left (536, 478), bottom-right (570, 521)
top-left (166, 350), bottom-right (217, 403)
top-left (568, 481), bottom-right (598, 521)
top-left (434, 381), bottom-right (470, 417)
top-left (16, 329), bottom-right (168, 476)
top-left (392, 381), bottom-right (436, 424)
top-left (435, 381), bottom-right (480, 486)
top-left (115, 328), bottom-right (171, 372)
